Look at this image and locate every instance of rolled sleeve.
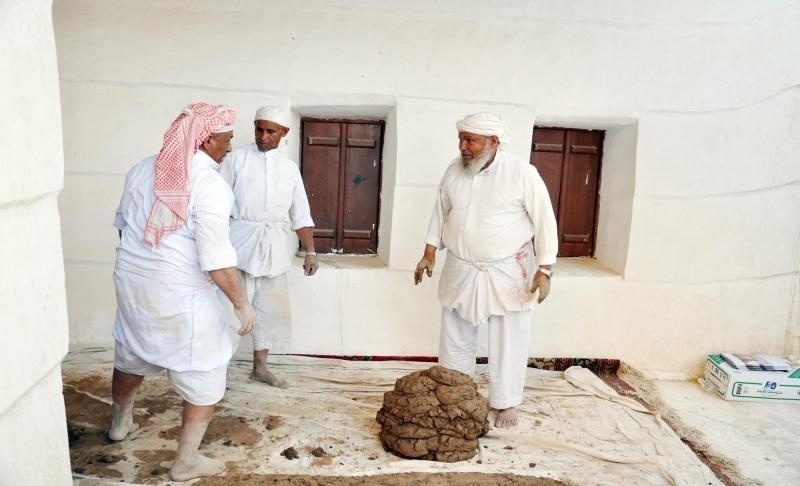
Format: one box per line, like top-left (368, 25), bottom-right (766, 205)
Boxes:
top-left (289, 173), bottom-right (315, 230)
top-left (523, 165), bottom-right (559, 266)
top-left (536, 254), bottom-right (557, 266)
top-left (425, 170), bottom-right (451, 250)
top-left (194, 180), bottom-right (237, 271)
top-left (424, 200), bottom-right (445, 250)
top-left (113, 171), bottom-right (131, 230)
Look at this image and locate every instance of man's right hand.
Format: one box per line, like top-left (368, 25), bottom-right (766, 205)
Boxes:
top-left (414, 258), bottom-right (435, 285)
top-left (234, 302), bottom-right (257, 336)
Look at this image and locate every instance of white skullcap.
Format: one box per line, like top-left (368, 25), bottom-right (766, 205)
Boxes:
top-left (456, 112), bottom-right (510, 144)
top-left (254, 106), bottom-right (291, 129)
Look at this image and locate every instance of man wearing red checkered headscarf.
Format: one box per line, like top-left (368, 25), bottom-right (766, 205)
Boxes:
top-left (144, 102), bottom-right (237, 247)
top-left (110, 103), bottom-right (257, 481)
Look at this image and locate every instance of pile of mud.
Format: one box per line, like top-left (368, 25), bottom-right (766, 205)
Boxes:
top-left (376, 366), bottom-right (489, 462)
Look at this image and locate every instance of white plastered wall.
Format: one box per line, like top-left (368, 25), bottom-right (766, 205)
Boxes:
top-left (54, 0), bottom-right (800, 377)
top-left (0, 0), bottom-right (72, 484)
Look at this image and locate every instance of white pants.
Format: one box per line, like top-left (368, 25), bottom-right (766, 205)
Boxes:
top-left (242, 272), bottom-right (292, 351)
top-left (114, 340), bottom-right (228, 406)
top-left (438, 308), bottom-right (532, 409)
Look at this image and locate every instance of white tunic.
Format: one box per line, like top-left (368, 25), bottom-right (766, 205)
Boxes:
top-left (112, 151), bottom-right (239, 372)
top-left (219, 143), bottom-right (314, 278)
top-left (425, 150), bottom-right (558, 325)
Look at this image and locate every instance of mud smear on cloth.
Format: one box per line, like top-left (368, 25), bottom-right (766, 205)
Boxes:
top-left (131, 450), bottom-right (173, 483)
top-left (158, 415), bottom-right (263, 446)
top-left (64, 380), bottom-right (123, 479)
top-left (65, 371), bottom-right (268, 483)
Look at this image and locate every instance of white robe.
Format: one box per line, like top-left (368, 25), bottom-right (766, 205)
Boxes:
top-left (426, 150), bottom-right (558, 325)
top-left (112, 151), bottom-right (240, 372)
top-left (219, 143), bottom-right (314, 278)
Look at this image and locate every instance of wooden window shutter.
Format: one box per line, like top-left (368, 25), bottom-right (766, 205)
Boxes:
top-left (301, 119), bottom-right (383, 254)
top-left (531, 127), bottom-right (603, 257)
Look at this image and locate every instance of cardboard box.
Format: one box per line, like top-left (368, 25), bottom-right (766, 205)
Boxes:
top-left (704, 354), bottom-right (800, 403)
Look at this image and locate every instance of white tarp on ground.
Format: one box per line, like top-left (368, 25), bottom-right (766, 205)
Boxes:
top-left (64, 349), bottom-right (719, 485)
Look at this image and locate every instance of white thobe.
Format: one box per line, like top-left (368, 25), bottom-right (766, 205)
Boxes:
top-left (112, 151), bottom-right (239, 372)
top-left (425, 150), bottom-right (558, 326)
top-left (219, 143), bottom-right (314, 350)
top-left (219, 143), bottom-right (314, 278)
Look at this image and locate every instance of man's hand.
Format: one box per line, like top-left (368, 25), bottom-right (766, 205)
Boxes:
top-left (303, 254), bottom-right (319, 276)
top-left (234, 302), bottom-right (257, 336)
top-left (530, 272), bottom-right (551, 303)
top-left (414, 258), bottom-right (435, 285)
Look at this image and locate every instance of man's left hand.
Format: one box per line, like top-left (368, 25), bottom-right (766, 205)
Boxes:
top-left (303, 254), bottom-right (319, 276)
top-left (234, 302), bottom-right (257, 336)
top-left (530, 272), bottom-right (551, 303)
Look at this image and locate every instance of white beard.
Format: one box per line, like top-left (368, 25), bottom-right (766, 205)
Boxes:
top-left (462, 145), bottom-right (494, 174)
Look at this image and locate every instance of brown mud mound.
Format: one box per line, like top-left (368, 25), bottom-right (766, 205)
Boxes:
top-left (376, 366), bottom-right (489, 462)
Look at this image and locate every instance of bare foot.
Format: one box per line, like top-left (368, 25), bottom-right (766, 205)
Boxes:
top-left (169, 454), bottom-right (225, 482)
top-left (494, 407), bottom-right (518, 428)
top-left (108, 405), bottom-right (139, 441)
top-left (250, 367), bottom-right (288, 388)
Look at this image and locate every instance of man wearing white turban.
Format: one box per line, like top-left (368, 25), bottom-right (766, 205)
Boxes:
top-left (414, 112), bottom-right (558, 428)
top-left (110, 103), bottom-right (257, 481)
top-left (220, 106), bottom-right (318, 388)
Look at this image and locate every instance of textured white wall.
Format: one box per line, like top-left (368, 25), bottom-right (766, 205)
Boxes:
top-left (54, 0), bottom-right (800, 377)
top-left (0, 0), bottom-right (72, 483)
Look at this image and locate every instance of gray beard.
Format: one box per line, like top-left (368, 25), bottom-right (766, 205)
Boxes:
top-left (462, 146), bottom-right (494, 174)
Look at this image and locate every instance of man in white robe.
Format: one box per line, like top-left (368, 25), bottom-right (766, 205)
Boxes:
top-left (111, 103), bottom-right (257, 482)
top-left (414, 112), bottom-right (558, 428)
top-left (220, 106), bottom-right (318, 388)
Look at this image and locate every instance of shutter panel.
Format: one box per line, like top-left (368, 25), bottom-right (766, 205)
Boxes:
top-left (558, 130), bottom-right (602, 257)
top-left (531, 128), bottom-right (566, 222)
top-left (302, 121), bottom-right (341, 253)
top-left (342, 122), bottom-right (382, 253)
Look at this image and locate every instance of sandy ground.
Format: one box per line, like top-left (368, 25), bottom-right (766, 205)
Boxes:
top-left (65, 348), bottom-right (719, 485)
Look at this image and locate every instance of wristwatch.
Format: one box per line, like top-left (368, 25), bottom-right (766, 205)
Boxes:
top-left (537, 267), bottom-right (553, 278)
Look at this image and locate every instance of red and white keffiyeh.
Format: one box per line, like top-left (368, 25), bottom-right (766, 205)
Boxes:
top-left (143, 102), bottom-right (236, 247)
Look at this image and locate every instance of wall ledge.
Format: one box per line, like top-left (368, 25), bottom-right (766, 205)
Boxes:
top-left (555, 257), bottom-right (621, 279)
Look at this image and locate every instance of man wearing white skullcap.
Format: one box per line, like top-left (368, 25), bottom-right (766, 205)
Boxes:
top-left (414, 112), bottom-right (558, 428)
top-left (111, 103), bottom-right (257, 481)
top-left (220, 106), bottom-right (317, 388)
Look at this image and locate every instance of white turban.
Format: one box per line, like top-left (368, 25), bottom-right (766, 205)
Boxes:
top-left (254, 106), bottom-right (291, 129)
top-left (456, 112), bottom-right (510, 144)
